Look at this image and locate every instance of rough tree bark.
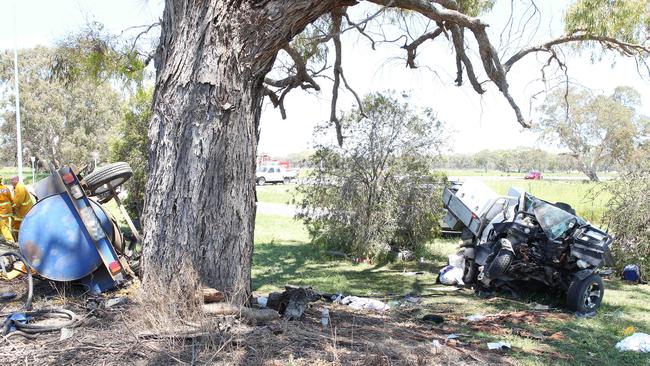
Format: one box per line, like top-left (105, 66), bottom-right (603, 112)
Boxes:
top-left (141, 0), bottom-right (353, 305)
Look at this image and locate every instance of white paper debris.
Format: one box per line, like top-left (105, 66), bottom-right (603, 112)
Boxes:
top-left (487, 341), bottom-right (511, 350)
top-left (466, 314), bottom-right (486, 322)
top-left (616, 333), bottom-right (650, 352)
top-left (60, 327), bottom-right (74, 341)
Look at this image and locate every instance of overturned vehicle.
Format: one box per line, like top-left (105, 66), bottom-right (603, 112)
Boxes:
top-left (443, 180), bottom-right (614, 312)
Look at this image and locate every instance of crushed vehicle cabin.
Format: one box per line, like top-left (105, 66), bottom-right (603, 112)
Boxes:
top-left (442, 180), bottom-right (614, 312)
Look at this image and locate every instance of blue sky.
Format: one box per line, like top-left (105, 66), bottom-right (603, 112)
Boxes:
top-left (1, 0), bottom-right (649, 156)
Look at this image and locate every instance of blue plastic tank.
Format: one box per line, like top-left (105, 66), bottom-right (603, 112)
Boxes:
top-left (18, 193), bottom-right (114, 281)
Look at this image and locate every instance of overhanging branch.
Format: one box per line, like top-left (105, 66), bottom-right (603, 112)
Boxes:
top-left (504, 32), bottom-right (650, 72)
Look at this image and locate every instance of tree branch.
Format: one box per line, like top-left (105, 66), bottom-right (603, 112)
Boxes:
top-left (402, 28), bottom-right (443, 69)
top-left (330, 7), bottom-right (346, 147)
top-left (504, 32), bottom-right (650, 72)
top-left (367, 0), bottom-right (530, 127)
top-left (450, 24), bottom-right (484, 93)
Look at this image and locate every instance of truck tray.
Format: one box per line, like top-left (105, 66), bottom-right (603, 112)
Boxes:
top-left (443, 187), bottom-right (481, 236)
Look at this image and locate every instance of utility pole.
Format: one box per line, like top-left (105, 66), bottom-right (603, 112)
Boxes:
top-left (13, 1), bottom-right (23, 181)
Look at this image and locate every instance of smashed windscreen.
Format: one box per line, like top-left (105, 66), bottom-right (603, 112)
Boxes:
top-left (532, 200), bottom-right (577, 240)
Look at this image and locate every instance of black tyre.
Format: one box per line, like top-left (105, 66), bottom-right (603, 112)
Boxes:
top-left (485, 250), bottom-right (513, 279)
top-left (257, 177), bottom-right (266, 185)
top-left (84, 162), bottom-right (133, 195)
top-left (566, 274), bottom-right (604, 312)
top-left (283, 177), bottom-right (290, 184)
top-left (463, 259), bottom-right (479, 285)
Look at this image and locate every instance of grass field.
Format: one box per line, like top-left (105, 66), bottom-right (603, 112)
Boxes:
top-left (256, 178), bottom-right (611, 223)
top-left (0, 167), bottom-right (48, 184)
top-left (253, 213), bottom-right (650, 366)
top-left (256, 184), bottom-right (300, 205)
top-left (442, 169), bottom-right (617, 179)
top-left (483, 179), bottom-right (610, 223)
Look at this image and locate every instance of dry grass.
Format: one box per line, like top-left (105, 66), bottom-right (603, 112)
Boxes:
top-left (0, 277), bottom-right (514, 365)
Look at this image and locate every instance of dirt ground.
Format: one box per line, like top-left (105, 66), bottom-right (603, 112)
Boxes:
top-left (0, 277), bottom-right (524, 366)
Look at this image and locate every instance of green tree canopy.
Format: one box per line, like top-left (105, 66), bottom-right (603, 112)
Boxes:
top-left (110, 87), bottom-right (153, 218)
top-left (0, 46), bottom-right (123, 167)
top-left (536, 86), bottom-right (648, 181)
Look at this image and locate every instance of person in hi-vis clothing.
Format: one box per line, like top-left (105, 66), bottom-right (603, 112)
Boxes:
top-left (10, 176), bottom-right (34, 241)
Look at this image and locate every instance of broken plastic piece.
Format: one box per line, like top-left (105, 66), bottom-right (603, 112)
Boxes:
top-left (487, 341), bottom-right (511, 350)
top-left (466, 314), bottom-right (486, 322)
top-left (615, 333), bottom-right (650, 352)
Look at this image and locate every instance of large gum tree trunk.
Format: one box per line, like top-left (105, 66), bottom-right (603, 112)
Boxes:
top-left (142, 0), bottom-right (348, 305)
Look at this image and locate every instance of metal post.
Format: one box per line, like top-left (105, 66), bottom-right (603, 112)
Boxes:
top-left (108, 184), bottom-right (142, 246)
top-left (30, 156), bottom-right (35, 184)
top-left (13, 2), bottom-right (23, 181)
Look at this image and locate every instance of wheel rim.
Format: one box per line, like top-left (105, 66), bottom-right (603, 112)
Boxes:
top-left (583, 281), bottom-right (602, 310)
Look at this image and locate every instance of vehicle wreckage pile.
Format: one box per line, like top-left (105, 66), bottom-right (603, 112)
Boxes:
top-left (442, 180), bottom-right (614, 313)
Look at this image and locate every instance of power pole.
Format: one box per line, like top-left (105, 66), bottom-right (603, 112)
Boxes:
top-left (13, 1), bottom-right (23, 181)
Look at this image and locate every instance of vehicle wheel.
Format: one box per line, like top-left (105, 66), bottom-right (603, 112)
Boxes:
top-left (463, 259), bottom-right (479, 285)
top-left (84, 162), bottom-right (133, 196)
top-left (485, 250), bottom-right (513, 279)
top-left (566, 274), bottom-right (604, 312)
top-left (257, 177), bottom-right (266, 186)
top-left (283, 177), bottom-right (290, 184)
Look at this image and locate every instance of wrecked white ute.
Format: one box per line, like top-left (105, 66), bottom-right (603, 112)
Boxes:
top-left (443, 180), bottom-right (614, 313)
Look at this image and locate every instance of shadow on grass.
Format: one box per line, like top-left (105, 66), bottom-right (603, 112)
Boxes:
top-left (251, 227), bottom-right (650, 365)
top-left (252, 241), bottom-right (440, 296)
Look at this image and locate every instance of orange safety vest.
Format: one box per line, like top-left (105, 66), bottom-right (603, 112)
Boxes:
top-left (13, 183), bottom-right (34, 219)
top-left (0, 185), bottom-right (13, 217)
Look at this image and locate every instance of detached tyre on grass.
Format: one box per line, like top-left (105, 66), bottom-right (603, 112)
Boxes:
top-left (84, 162), bottom-right (133, 196)
top-left (566, 273), bottom-right (604, 312)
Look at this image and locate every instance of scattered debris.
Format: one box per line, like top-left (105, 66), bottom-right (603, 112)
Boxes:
top-left (404, 295), bottom-right (420, 303)
top-left (622, 326), bottom-right (636, 337)
top-left (422, 314), bottom-right (444, 324)
top-left (466, 314), bottom-right (486, 322)
top-left (438, 265), bottom-right (465, 286)
top-left (531, 303), bottom-right (550, 311)
top-left (60, 327), bottom-right (74, 341)
top-left (104, 296), bottom-right (128, 309)
top-left (402, 271), bottom-right (424, 276)
top-left (203, 303), bottom-right (279, 324)
top-left (256, 296), bottom-right (268, 307)
top-left (448, 254), bottom-right (465, 269)
top-left (487, 341), bottom-right (511, 350)
top-left (431, 339), bottom-right (443, 351)
top-left (622, 264), bottom-right (642, 283)
top-left (338, 296), bottom-right (390, 312)
top-left (202, 288), bottom-right (225, 303)
top-left (352, 257), bottom-right (373, 264)
top-left (321, 307), bottom-right (329, 327)
top-left (0, 291), bottom-right (17, 301)
top-left (427, 286), bottom-right (462, 292)
top-left (396, 250), bottom-right (414, 261)
top-left (267, 285), bottom-right (321, 320)
top-left (446, 334), bottom-right (459, 340)
top-left (615, 333), bottom-right (650, 352)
